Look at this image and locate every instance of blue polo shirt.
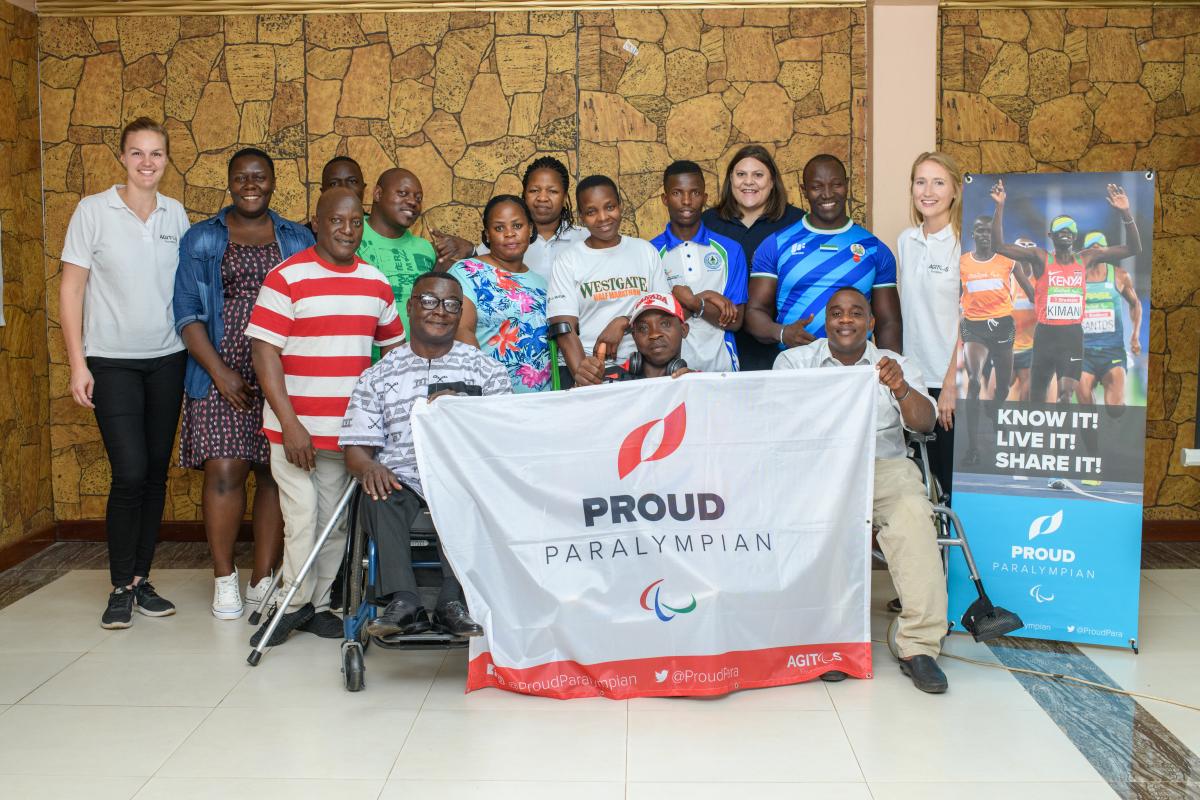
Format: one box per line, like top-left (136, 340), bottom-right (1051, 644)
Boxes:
top-left (750, 216), bottom-right (896, 343)
top-left (651, 222), bottom-right (748, 371)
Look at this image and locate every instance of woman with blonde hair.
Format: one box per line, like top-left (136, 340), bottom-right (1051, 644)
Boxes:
top-left (60, 117), bottom-right (191, 628)
top-left (896, 151), bottom-right (962, 497)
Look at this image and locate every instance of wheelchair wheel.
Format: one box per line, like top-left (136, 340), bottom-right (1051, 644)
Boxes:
top-left (886, 616), bottom-right (900, 660)
top-left (342, 642), bottom-right (365, 692)
top-left (345, 509), bottom-right (370, 650)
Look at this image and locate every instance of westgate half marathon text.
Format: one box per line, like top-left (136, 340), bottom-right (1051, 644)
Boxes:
top-left (993, 407), bottom-right (1102, 473)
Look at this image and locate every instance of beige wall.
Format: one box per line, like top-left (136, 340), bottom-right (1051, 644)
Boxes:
top-left (868, 0), bottom-right (938, 249)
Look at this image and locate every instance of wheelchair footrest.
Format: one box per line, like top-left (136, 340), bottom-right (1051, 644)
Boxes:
top-left (370, 632), bottom-right (470, 651)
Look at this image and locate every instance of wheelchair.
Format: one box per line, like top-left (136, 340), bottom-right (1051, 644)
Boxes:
top-left (245, 482), bottom-right (470, 693)
top-left (876, 431), bottom-right (1022, 659)
top-left (338, 486), bottom-right (469, 692)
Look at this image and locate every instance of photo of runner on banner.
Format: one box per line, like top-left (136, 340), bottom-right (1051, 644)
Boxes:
top-left (943, 170), bottom-right (1154, 650)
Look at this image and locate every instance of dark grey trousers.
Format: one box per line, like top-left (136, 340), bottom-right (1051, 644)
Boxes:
top-left (357, 488), bottom-right (462, 609)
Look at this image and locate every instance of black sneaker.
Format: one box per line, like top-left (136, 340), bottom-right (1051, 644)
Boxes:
top-left (101, 586), bottom-right (135, 629)
top-left (133, 580), bottom-right (176, 617)
top-left (298, 610), bottom-right (343, 639)
top-left (250, 603), bottom-right (315, 648)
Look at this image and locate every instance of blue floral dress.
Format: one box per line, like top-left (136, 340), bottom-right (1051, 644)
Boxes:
top-left (447, 258), bottom-right (550, 393)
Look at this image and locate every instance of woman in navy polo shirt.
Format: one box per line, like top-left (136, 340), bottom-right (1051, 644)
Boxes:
top-left (702, 145), bottom-right (805, 370)
top-left (173, 148), bottom-right (314, 621)
top-left (60, 118), bottom-right (192, 629)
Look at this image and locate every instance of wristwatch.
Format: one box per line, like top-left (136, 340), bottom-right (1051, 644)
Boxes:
top-left (693, 297), bottom-right (705, 319)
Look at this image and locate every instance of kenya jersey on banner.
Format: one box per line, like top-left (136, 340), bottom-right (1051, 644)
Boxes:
top-left (411, 369), bottom-right (878, 699)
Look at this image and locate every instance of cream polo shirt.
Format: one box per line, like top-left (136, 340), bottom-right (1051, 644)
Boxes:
top-left (773, 338), bottom-right (933, 461)
top-left (62, 185), bottom-right (190, 359)
top-left (896, 224), bottom-right (960, 388)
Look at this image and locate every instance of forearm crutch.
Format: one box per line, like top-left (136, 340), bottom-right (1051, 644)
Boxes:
top-left (247, 481), bottom-right (357, 666)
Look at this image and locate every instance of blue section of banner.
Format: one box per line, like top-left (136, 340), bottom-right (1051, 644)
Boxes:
top-left (947, 491), bottom-right (1142, 649)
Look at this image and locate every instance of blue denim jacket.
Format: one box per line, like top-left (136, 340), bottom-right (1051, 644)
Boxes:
top-left (173, 207), bottom-right (314, 399)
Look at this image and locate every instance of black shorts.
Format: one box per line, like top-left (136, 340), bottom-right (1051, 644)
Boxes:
top-left (1013, 348), bottom-right (1033, 371)
top-left (1032, 323), bottom-right (1084, 382)
top-left (1083, 346), bottom-right (1127, 379)
top-left (960, 316), bottom-right (1016, 348)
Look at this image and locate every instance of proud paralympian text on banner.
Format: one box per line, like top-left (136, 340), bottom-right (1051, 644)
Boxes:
top-left (948, 170), bottom-right (1153, 650)
top-left (411, 369), bottom-right (877, 699)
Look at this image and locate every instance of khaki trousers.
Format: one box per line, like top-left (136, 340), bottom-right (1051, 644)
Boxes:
top-left (269, 445), bottom-right (352, 613)
top-left (873, 457), bottom-right (949, 659)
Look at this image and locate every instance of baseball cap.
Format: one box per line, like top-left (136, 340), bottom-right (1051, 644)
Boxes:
top-left (630, 292), bottom-right (686, 323)
top-left (1050, 215), bottom-right (1078, 234)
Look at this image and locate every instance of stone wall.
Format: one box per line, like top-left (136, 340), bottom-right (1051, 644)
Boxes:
top-left (40, 14), bottom-right (309, 521)
top-left (40, 9), bottom-right (864, 521)
top-left (939, 6), bottom-right (1200, 521)
top-left (0, 0), bottom-right (53, 549)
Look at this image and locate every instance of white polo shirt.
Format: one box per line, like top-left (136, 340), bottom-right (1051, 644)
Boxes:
top-left (652, 223), bottom-right (749, 372)
top-left (773, 338), bottom-right (933, 461)
top-left (477, 223), bottom-right (588, 282)
top-left (62, 185), bottom-right (190, 359)
top-left (897, 224), bottom-right (960, 388)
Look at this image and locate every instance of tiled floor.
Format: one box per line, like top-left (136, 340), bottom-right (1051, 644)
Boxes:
top-left (0, 553), bottom-right (1196, 799)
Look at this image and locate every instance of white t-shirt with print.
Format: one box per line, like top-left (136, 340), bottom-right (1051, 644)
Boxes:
top-left (547, 235), bottom-right (669, 360)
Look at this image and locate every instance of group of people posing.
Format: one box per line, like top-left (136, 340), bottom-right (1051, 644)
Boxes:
top-left (61, 115), bottom-right (1142, 695)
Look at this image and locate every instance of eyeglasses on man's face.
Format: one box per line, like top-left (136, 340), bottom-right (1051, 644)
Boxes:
top-left (416, 293), bottom-right (463, 314)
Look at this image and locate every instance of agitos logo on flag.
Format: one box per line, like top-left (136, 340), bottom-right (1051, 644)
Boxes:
top-left (640, 578), bottom-right (697, 622)
top-left (618, 403), bottom-right (687, 479)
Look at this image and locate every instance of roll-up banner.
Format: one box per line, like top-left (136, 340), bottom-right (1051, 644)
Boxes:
top-left (413, 370), bottom-right (877, 699)
top-left (948, 170), bottom-right (1154, 650)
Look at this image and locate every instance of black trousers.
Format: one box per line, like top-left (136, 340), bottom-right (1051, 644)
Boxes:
top-left (358, 488), bottom-right (462, 609)
top-left (926, 387), bottom-right (955, 504)
top-left (88, 352), bottom-right (186, 586)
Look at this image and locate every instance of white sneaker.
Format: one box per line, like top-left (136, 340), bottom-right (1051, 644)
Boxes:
top-left (212, 570), bottom-right (243, 620)
top-left (244, 574), bottom-right (275, 612)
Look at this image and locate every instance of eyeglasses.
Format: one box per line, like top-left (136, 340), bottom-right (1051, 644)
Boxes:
top-left (416, 293), bottom-right (463, 314)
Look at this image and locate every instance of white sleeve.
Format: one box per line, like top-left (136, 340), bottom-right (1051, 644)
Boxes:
top-left (645, 241), bottom-right (671, 293)
top-left (546, 249), bottom-right (578, 319)
top-left (61, 199), bottom-right (98, 269)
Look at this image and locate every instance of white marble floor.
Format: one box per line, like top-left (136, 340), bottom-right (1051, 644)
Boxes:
top-left (0, 567), bottom-right (1196, 799)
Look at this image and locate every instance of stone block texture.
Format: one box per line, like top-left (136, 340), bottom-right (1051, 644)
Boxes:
top-left (940, 7), bottom-right (1200, 520)
top-left (40, 14), bottom-right (307, 522)
top-left (0, 2), bottom-right (53, 549)
top-left (38, 9), bottom-right (864, 522)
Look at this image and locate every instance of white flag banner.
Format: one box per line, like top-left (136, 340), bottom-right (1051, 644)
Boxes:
top-left (412, 368), bottom-right (878, 699)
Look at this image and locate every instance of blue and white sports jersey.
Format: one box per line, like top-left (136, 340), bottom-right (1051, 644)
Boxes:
top-left (651, 222), bottom-right (748, 372)
top-left (751, 216), bottom-right (896, 342)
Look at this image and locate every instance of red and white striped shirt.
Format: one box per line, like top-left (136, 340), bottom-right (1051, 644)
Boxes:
top-left (245, 247), bottom-right (406, 451)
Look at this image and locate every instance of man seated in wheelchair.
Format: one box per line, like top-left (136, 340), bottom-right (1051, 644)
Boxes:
top-left (773, 287), bottom-right (950, 694)
top-left (339, 271), bottom-right (512, 638)
top-left (575, 292), bottom-right (696, 383)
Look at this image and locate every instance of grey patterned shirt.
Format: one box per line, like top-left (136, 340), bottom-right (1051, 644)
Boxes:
top-left (340, 341), bottom-right (512, 497)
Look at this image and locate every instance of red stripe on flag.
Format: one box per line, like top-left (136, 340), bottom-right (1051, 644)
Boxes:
top-left (465, 642), bottom-right (872, 700)
top-left (280, 354), bottom-right (372, 376)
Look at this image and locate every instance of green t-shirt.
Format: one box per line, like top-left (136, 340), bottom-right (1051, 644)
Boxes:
top-left (356, 219), bottom-right (437, 333)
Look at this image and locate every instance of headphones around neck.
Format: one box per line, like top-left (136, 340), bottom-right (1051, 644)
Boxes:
top-left (627, 351), bottom-right (688, 377)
